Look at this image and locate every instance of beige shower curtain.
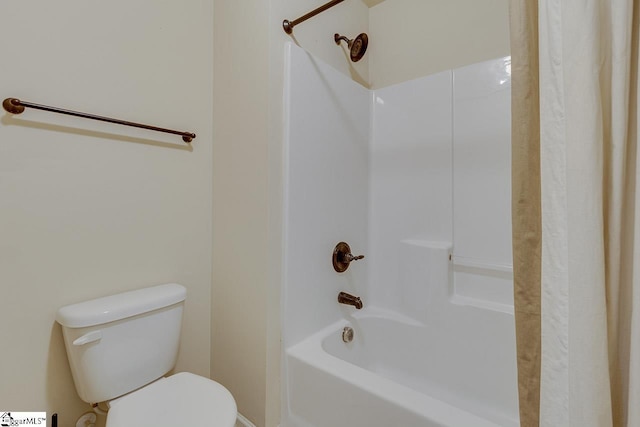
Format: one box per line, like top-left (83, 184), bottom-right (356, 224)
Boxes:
top-left (510, 1), bottom-right (640, 426)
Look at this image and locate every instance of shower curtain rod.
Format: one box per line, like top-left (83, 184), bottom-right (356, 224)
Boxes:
top-left (2, 98), bottom-right (196, 143)
top-left (283, 0), bottom-right (345, 34)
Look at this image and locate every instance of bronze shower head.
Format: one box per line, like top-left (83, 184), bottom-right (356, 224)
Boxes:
top-left (334, 32), bottom-right (368, 62)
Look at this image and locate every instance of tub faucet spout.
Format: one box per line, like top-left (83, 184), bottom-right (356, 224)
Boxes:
top-left (338, 292), bottom-right (363, 309)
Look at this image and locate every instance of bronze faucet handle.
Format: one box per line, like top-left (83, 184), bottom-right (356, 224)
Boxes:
top-left (345, 253), bottom-right (364, 262)
top-left (333, 242), bottom-right (365, 272)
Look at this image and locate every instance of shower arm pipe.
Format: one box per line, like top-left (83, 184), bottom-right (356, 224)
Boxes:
top-left (283, 0), bottom-right (345, 34)
top-left (2, 98), bottom-right (196, 143)
top-left (334, 34), bottom-right (350, 44)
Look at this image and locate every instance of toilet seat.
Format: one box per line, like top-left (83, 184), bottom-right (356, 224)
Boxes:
top-left (106, 372), bottom-right (237, 427)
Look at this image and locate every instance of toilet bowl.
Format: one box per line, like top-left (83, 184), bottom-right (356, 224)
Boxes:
top-left (56, 284), bottom-right (236, 427)
top-left (106, 373), bottom-right (236, 427)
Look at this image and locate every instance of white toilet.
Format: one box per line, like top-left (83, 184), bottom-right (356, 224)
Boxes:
top-left (56, 283), bottom-right (237, 427)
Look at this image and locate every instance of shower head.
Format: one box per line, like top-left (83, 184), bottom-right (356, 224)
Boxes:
top-left (334, 32), bottom-right (368, 62)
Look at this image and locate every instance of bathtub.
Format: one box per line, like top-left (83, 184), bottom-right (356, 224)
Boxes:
top-left (286, 307), bottom-right (519, 427)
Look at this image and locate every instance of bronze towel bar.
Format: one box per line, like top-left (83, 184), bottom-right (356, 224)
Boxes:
top-left (2, 98), bottom-right (196, 143)
top-left (283, 0), bottom-right (345, 34)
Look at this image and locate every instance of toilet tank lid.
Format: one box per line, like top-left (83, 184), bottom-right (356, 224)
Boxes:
top-left (56, 283), bottom-right (186, 328)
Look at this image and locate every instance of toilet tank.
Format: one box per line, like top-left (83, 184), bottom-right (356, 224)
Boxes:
top-left (56, 283), bottom-right (187, 404)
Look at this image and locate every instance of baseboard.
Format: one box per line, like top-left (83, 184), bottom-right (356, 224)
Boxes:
top-left (236, 413), bottom-right (257, 427)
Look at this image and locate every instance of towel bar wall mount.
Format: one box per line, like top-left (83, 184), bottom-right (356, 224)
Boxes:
top-left (2, 98), bottom-right (196, 143)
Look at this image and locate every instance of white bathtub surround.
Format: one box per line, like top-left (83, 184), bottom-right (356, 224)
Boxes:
top-left (283, 42), bottom-right (516, 427)
top-left (283, 43), bottom-right (370, 350)
top-left (452, 57), bottom-right (513, 311)
top-left (369, 72), bottom-right (453, 316)
top-left (369, 57), bottom-right (513, 314)
top-left (288, 243), bottom-right (518, 427)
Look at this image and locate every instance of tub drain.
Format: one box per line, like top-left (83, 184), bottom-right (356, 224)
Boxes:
top-left (342, 326), bottom-right (354, 343)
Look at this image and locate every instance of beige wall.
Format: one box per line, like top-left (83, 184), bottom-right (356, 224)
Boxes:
top-left (0, 0), bottom-right (214, 425)
top-left (369, 0), bottom-right (510, 89)
top-left (212, 1), bottom-right (270, 426)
